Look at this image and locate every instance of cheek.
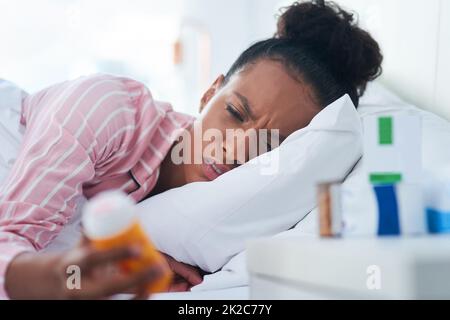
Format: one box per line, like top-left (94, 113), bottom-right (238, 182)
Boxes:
top-left (184, 163), bottom-right (209, 184)
top-left (197, 101), bottom-right (262, 163)
top-left (201, 102), bottom-right (228, 129)
top-left (199, 104), bottom-right (236, 146)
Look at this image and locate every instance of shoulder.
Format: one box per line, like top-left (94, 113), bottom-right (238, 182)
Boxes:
top-left (71, 74), bottom-right (147, 99)
top-left (52, 74), bottom-right (154, 120)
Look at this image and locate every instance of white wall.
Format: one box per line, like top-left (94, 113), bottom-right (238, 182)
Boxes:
top-left (0, 0), bottom-right (253, 115)
top-left (0, 0), bottom-right (185, 91)
top-left (247, 0), bottom-right (288, 42)
top-left (436, 0), bottom-right (450, 120)
top-left (336, 0), bottom-right (445, 117)
top-left (181, 0), bottom-right (252, 83)
top-left (2, 0), bottom-right (448, 118)
top-left (245, 0), bottom-right (450, 120)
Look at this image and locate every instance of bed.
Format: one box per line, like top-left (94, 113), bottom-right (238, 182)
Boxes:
top-left (1, 79), bottom-right (450, 302)
top-left (146, 78), bottom-right (450, 300)
top-left (145, 0), bottom-right (450, 296)
top-left (1, 0), bottom-right (450, 301)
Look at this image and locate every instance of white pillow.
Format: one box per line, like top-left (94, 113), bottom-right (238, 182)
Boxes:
top-left (137, 94), bottom-right (363, 272)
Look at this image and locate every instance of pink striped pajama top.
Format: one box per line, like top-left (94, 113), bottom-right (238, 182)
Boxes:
top-left (0, 74), bottom-right (195, 299)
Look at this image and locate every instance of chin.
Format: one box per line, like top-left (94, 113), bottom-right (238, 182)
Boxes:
top-left (185, 166), bottom-right (209, 184)
top-left (187, 175), bottom-right (209, 184)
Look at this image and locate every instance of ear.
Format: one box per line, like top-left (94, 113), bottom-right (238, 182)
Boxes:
top-left (199, 75), bottom-right (225, 113)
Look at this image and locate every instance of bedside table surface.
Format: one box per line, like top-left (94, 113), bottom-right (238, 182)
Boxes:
top-left (247, 235), bottom-right (450, 299)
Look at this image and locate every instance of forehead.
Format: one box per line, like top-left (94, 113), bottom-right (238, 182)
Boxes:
top-left (224, 60), bottom-right (319, 134)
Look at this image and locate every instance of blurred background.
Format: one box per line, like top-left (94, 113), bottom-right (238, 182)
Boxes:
top-left (0, 0), bottom-right (292, 115)
top-left (1, 0), bottom-right (448, 118)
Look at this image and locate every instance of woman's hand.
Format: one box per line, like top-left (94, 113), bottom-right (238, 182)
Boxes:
top-left (5, 245), bottom-right (162, 300)
top-left (162, 254), bottom-right (204, 292)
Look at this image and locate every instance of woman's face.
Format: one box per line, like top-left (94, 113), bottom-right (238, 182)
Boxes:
top-left (180, 59), bottom-right (321, 184)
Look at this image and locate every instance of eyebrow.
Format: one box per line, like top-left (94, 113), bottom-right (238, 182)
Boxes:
top-left (233, 91), bottom-right (287, 142)
top-left (233, 91), bottom-right (254, 121)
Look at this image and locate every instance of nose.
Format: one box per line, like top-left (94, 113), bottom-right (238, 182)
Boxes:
top-left (223, 134), bottom-right (251, 166)
top-left (223, 145), bottom-right (244, 169)
top-left (222, 144), bottom-right (241, 168)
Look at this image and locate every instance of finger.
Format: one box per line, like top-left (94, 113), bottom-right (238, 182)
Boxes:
top-left (132, 286), bottom-right (150, 300)
top-left (89, 265), bottom-right (162, 298)
top-left (169, 281), bottom-right (190, 292)
top-left (169, 260), bottom-right (203, 286)
top-left (79, 246), bottom-right (140, 271)
top-left (78, 234), bottom-right (91, 247)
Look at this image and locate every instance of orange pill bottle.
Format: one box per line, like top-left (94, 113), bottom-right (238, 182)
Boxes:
top-left (82, 191), bottom-right (172, 293)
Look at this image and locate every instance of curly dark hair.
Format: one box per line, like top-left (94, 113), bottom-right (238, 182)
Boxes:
top-left (225, 0), bottom-right (383, 108)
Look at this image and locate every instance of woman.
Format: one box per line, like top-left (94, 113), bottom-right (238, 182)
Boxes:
top-left (1, 0), bottom-right (382, 299)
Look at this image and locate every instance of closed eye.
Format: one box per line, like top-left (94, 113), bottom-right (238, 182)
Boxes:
top-left (226, 104), bottom-right (244, 123)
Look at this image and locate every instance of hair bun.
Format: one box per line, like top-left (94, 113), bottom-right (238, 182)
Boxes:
top-left (276, 0), bottom-right (383, 97)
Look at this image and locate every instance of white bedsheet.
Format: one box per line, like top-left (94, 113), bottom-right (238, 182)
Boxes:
top-left (151, 287), bottom-right (249, 300)
top-left (113, 287), bottom-right (249, 300)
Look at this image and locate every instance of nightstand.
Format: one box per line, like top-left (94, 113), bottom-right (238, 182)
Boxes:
top-left (247, 236), bottom-right (450, 299)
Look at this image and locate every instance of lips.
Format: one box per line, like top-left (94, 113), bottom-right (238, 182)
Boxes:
top-left (202, 157), bottom-right (232, 181)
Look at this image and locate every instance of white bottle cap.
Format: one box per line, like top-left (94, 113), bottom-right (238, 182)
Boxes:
top-left (82, 191), bottom-right (137, 239)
